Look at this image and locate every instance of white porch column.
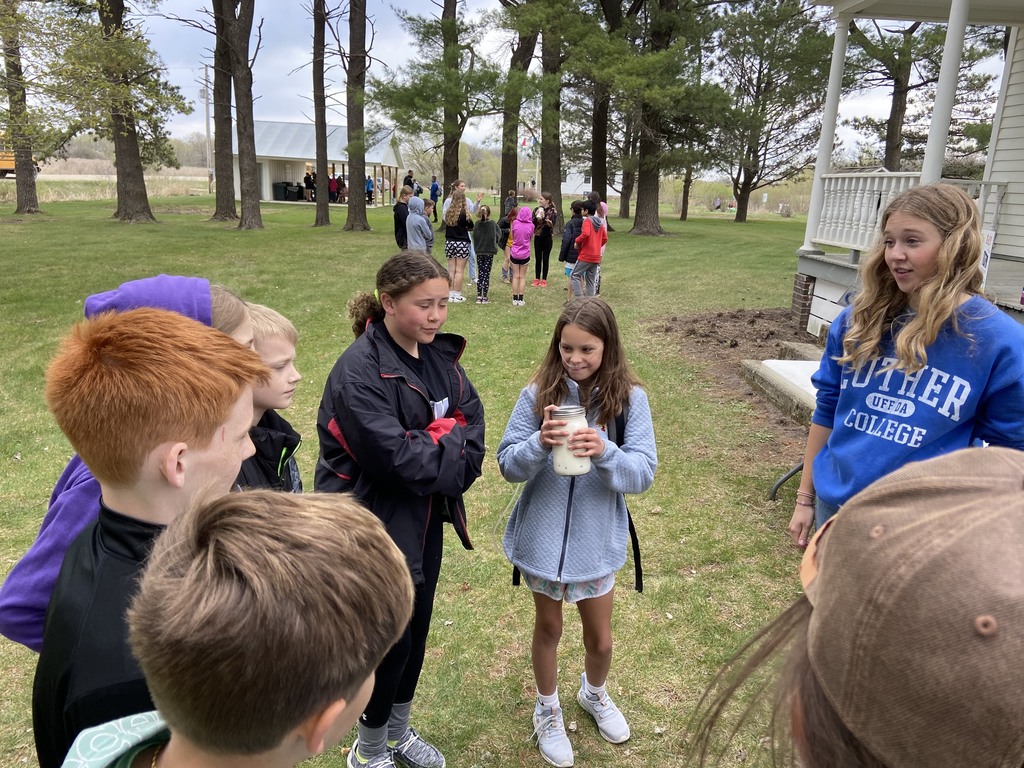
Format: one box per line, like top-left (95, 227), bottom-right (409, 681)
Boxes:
top-left (920, 0), bottom-right (971, 183)
top-left (800, 13), bottom-right (851, 254)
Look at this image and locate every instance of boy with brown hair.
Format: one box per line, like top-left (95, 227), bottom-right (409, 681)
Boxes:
top-left (33, 308), bottom-right (269, 768)
top-left (236, 303), bottom-right (303, 492)
top-left (61, 490), bottom-right (415, 768)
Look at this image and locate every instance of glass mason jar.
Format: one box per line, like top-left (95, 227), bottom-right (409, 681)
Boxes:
top-left (551, 405), bottom-right (591, 476)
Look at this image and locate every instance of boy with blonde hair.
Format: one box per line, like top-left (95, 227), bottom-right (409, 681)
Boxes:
top-left (33, 308), bottom-right (269, 768)
top-left (236, 303), bottom-right (303, 492)
top-left (61, 490), bottom-right (415, 768)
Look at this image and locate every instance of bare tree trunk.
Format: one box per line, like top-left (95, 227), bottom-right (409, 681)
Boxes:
top-left (211, 1), bottom-right (237, 221)
top-left (884, 71), bottom-right (911, 171)
top-left (630, 103), bottom-right (665, 235)
top-left (499, 24), bottom-right (537, 204)
top-left (98, 0), bottom-right (155, 223)
top-left (630, 0), bottom-right (680, 235)
top-left (617, 116), bottom-right (636, 219)
top-left (313, 0), bottom-right (330, 226)
top-left (591, 80), bottom-right (611, 233)
top-left (849, 20), bottom-right (917, 172)
top-left (591, 0), bottom-right (622, 204)
top-left (539, 27), bottom-right (563, 219)
top-left (440, 0), bottom-right (460, 189)
top-left (217, 0), bottom-right (262, 229)
top-left (344, 0), bottom-right (369, 231)
top-left (617, 172), bottom-right (634, 218)
top-left (733, 175), bottom-right (753, 222)
top-left (679, 164), bottom-right (692, 221)
top-left (1, 0), bottom-right (39, 214)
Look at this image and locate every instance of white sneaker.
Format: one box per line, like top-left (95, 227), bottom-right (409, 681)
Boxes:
top-left (577, 674), bottom-right (630, 744)
top-left (533, 704), bottom-right (574, 767)
top-left (450, 293), bottom-right (466, 303)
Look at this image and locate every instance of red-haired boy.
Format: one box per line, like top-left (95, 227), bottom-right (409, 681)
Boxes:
top-left (32, 308), bottom-right (268, 768)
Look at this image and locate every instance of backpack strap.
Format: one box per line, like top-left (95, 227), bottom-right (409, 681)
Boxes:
top-left (608, 403), bottom-right (643, 593)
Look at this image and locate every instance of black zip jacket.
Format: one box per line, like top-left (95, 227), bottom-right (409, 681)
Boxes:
top-left (236, 409), bottom-right (302, 492)
top-left (559, 214), bottom-right (584, 264)
top-left (32, 504), bottom-right (162, 768)
top-left (315, 321), bottom-right (485, 582)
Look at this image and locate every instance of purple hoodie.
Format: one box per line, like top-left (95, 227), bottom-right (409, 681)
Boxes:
top-left (0, 275), bottom-right (213, 652)
top-left (510, 206), bottom-right (535, 261)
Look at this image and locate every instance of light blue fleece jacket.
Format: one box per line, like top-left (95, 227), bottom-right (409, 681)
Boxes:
top-left (498, 380), bottom-right (657, 583)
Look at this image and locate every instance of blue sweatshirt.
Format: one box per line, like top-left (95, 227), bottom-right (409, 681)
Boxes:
top-left (811, 296), bottom-right (1024, 510)
top-left (498, 380), bottom-right (657, 583)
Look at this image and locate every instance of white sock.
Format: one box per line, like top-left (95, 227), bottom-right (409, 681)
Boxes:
top-left (584, 677), bottom-right (605, 698)
top-left (537, 690), bottom-right (559, 709)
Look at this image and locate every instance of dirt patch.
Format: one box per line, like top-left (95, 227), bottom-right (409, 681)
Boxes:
top-left (646, 307), bottom-right (820, 463)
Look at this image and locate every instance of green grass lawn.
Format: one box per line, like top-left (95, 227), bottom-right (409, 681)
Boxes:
top-left (0, 198), bottom-right (808, 767)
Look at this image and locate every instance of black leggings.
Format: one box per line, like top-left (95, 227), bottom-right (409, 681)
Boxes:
top-left (476, 254), bottom-right (494, 297)
top-left (534, 236), bottom-right (552, 280)
top-left (360, 513), bottom-right (443, 727)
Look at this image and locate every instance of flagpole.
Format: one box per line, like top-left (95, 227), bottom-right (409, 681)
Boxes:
top-left (533, 136), bottom-right (539, 189)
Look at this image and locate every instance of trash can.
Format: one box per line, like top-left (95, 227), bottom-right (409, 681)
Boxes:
top-left (272, 181), bottom-right (288, 201)
top-left (284, 185), bottom-right (301, 202)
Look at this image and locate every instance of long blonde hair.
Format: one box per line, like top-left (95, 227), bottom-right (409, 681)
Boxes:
top-left (839, 184), bottom-right (983, 373)
top-left (444, 189), bottom-right (468, 227)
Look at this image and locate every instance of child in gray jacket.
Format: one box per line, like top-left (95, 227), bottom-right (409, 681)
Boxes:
top-left (406, 196), bottom-right (434, 255)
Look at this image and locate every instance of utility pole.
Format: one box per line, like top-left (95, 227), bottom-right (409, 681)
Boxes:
top-left (204, 64), bottom-right (213, 194)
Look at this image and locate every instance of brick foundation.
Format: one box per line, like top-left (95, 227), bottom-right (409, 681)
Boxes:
top-left (792, 273), bottom-right (815, 333)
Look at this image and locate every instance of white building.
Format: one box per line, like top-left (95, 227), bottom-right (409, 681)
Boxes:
top-left (230, 120), bottom-right (404, 203)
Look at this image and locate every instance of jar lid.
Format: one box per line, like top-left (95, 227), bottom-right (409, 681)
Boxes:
top-left (552, 405), bottom-right (586, 419)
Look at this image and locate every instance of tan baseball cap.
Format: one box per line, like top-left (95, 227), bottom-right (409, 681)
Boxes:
top-left (800, 447), bottom-right (1024, 767)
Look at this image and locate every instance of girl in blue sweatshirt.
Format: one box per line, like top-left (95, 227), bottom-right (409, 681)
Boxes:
top-left (498, 298), bottom-right (657, 767)
top-left (789, 184), bottom-right (1024, 547)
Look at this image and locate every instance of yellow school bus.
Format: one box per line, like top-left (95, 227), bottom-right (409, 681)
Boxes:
top-left (0, 133), bottom-right (33, 177)
top-left (0, 139), bottom-right (14, 177)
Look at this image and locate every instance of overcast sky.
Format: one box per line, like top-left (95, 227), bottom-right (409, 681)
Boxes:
top-left (140, 2), bottom-right (1003, 155)
top-left (141, 0), bottom-right (500, 141)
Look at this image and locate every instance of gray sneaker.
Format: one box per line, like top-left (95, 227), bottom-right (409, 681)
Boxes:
top-left (576, 674), bottom-right (630, 744)
top-left (532, 704), bottom-right (574, 767)
top-left (347, 739), bottom-right (396, 768)
top-left (391, 727), bottom-right (445, 768)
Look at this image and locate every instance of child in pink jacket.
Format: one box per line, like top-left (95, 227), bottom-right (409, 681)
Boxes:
top-left (509, 206), bottom-right (535, 306)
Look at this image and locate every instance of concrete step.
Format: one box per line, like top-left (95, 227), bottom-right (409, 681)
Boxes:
top-left (740, 359), bottom-right (819, 426)
top-left (778, 341), bottom-right (823, 361)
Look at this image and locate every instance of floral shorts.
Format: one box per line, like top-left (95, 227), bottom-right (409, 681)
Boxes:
top-left (522, 571), bottom-right (616, 604)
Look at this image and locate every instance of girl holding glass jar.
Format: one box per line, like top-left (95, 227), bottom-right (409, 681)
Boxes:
top-left (497, 297), bottom-right (658, 768)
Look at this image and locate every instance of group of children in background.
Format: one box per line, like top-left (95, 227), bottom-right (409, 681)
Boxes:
top-left (4, 182), bottom-right (1022, 768)
top-left (498, 190), bottom-right (609, 306)
top-left (396, 182), bottom-right (610, 307)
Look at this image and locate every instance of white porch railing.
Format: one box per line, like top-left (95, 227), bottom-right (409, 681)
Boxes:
top-left (813, 170), bottom-right (1006, 255)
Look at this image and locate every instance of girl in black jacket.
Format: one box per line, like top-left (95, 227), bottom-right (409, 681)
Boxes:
top-left (316, 251), bottom-right (485, 768)
top-left (559, 200), bottom-right (585, 296)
